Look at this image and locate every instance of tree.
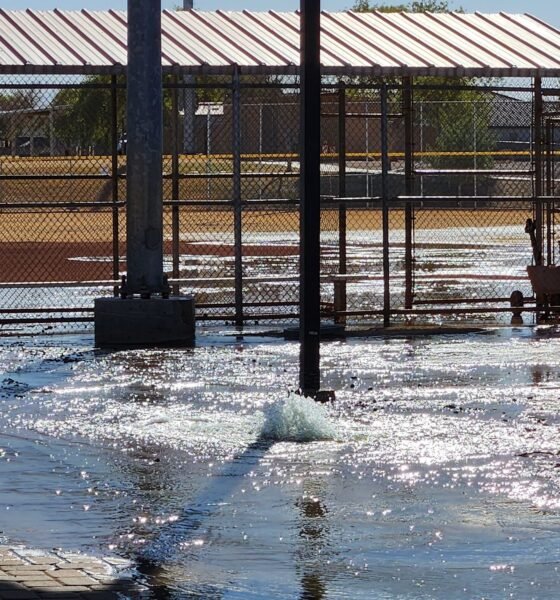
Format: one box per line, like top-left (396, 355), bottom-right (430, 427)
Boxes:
top-left (52, 76), bottom-right (126, 153)
top-left (352, 1), bottom-right (459, 13)
top-left (350, 0), bottom-right (495, 179)
top-left (52, 75), bottom-right (178, 154)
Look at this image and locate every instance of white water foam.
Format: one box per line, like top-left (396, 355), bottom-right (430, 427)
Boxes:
top-left (260, 393), bottom-right (337, 442)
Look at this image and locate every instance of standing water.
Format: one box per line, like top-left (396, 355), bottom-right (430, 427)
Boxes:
top-left (2, 327), bottom-right (560, 598)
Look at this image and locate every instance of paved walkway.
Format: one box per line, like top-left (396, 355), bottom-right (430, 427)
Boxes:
top-left (0, 546), bottom-right (148, 599)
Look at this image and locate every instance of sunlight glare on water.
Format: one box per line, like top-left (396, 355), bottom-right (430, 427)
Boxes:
top-left (3, 329), bottom-right (560, 597)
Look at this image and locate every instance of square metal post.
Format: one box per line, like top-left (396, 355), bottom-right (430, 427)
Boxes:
top-left (95, 2), bottom-right (195, 348)
top-left (299, 0), bottom-right (322, 395)
top-left (125, 0), bottom-right (164, 296)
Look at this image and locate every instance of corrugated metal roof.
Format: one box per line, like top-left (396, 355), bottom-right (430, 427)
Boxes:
top-left (0, 9), bottom-right (559, 76)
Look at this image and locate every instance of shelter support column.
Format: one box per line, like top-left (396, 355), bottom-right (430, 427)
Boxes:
top-left (299, 0), bottom-right (321, 395)
top-left (125, 0), bottom-right (164, 296)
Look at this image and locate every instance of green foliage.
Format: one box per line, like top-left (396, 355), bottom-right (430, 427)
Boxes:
top-left (349, 0), bottom-right (488, 172)
top-left (52, 76), bottom-right (126, 150)
top-left (52, 75), bottom-right (178, 150)
top-left (410, 0), bottom-right (456, 11)
top-left (423, 91), bottom-right (496, 170)
top-left (352, 0), bottom-right (460, 12)
top-left (353, 0), bottom-right (407, 11)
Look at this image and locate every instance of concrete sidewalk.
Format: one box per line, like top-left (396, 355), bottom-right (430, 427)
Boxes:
top-left (0, 546), bottom-right (147, 599)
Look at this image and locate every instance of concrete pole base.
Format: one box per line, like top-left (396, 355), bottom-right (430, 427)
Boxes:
top-left (94, 296), bottom-right (195, 347)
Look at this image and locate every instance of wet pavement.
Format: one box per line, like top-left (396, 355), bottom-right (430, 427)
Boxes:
top-left (0, 545), bottom-right (145, 599)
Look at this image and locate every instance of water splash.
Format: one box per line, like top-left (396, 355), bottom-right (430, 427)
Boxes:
top-left (261, 393), bottom-right (337, 442)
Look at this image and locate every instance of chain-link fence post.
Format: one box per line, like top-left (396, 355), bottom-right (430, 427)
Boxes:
top-left (171, 75), bottom-right (181, 296)
top-left (111, 75), bottom-right (120, 297)
top-left (232, 69), bottom-right (243, 327)
top-left (534, 76), bottom-right (544, 266)
top-left (403, 76), bottom-right (414, 310)
top-left (381, 83), bottom-right (391, 328)
top-left (336, 82), bottom-right (347, 324)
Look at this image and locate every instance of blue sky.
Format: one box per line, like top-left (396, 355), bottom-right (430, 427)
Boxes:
top-left (2, 1), bottom-right (558, 27)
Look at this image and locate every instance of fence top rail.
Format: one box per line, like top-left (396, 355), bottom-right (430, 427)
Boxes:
top-left (0, 201), bottom-right (125, 209)
top-left (415, 169), bottom-right (536, 176)
top-left (398, 195), bottom-right (548, 201)
top-left (0, 81), bottom-right (554, 94)
top-left (324, 195), bottom-right (549, 203)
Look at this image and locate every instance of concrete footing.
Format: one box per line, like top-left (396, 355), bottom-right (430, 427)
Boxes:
top-left (94, 296), bottom-right (195, 347)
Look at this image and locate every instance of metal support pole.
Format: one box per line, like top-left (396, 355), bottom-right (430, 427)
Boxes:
top-left (172, 75), bottom-right (181, 296)
top-left (182, 0), bottom-right (195, 154)
top-left (546, 118), bottom-right (553, 265)
top-left (111, 75), bottom-right (120, 297)
top-left (232, 68), bottom-right (244, 327)
top-left (206, 112), bottom-right (211, 199)
top-left (381, 84), bottom-right (391, 328)
top-left (403, 76), bottom-right (414, 310)
top-left (553, 122), bottom-right (557, 266)
top-left (49, 108), bottom-right (55, 157)
top-left (299, 0), bottom-right (321, 395)
top-left (473, 102), bottom-right (478, 196)
top-left (125, 0), bottom-right (164, 296)
top-left (337, 83), bottom-right (347, 324)
top-left (534, 76), bottom-right (544, 266)
top-left (546, 119), bottom-right (553, 197)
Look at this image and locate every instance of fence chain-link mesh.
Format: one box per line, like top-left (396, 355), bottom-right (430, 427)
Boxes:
top-left (0, 74), bottom-right (555, 332)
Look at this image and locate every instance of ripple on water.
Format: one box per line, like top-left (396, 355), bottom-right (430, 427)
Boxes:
top-left (3, 330), bottom-right (560, 598)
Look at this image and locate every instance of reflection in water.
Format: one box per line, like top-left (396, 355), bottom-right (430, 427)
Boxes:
top-left (297, 481), bottom-right (329, 600)
top-left (532, 365), bottom-right (553, 384)
top-left (300, 573), bottom-right (327, 600)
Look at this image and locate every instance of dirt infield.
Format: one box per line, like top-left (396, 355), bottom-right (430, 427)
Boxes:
top-left (0, 207), bottom-right (532, 282)
top-left (0, 240), bottom-right (301, 283)
top-left (0, 208), bottom-right (532, 242)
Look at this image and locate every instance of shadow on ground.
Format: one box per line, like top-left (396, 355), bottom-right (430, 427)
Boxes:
top-left (0, 579), bottom-right (150, 599)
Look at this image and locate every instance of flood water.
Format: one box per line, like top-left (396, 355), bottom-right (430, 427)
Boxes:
top-left (2, 326), bottom-right (560, 598)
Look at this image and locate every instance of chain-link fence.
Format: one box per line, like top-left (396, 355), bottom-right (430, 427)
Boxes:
top-left (0, 74), bottom-right (556, 332)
